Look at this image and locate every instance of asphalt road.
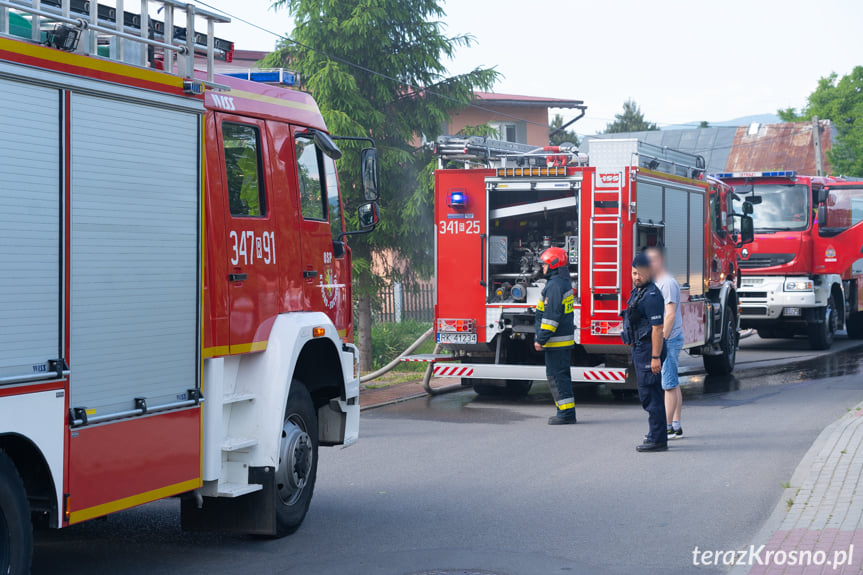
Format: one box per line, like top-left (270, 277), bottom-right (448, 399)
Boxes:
top-left (33, 336), bottom-right (863, 575)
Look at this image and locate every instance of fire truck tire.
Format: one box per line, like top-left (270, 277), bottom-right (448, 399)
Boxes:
top-left (273, 380), bottom-right (318, 538)
top-left (703, 309), bottom-right (737, 376)
top-left (472, 380), bottom-right (532, 398)
top-left (807, 298), bottom-right (837, 350)
top-left (0, 449), bottom-right (32, 575)
top-left (846, 312), bottom-right (863, 340)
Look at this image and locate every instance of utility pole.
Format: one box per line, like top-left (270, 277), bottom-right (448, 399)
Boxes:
top-left (812, 116), bottom-right (824, 176)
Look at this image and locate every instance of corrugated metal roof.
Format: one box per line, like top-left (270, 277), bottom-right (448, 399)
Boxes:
top-left (723, 121), bottom-right (833, 173)
top-left (581, 127), bottom-right (737, 173)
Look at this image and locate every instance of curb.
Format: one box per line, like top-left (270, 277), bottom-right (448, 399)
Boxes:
top-left (727, 400), bottom-right (863, 574)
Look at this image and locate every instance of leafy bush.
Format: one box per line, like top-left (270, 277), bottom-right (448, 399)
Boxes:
top-left (367, 320), bottom-right (434, 372)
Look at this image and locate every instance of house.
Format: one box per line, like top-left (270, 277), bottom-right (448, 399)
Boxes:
top-left (445, 92), bottom-right (586, 147)
top-left (581, 120), bottom-right (835, 174)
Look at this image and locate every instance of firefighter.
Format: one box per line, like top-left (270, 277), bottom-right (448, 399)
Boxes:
top-left (622, 252), bottom-right (668, 452)
top-left (534, 247), bottom-right (577, 425)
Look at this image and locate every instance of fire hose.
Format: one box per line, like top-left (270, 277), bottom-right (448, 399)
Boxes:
top-left (358, 328), bottom-right (463, 395)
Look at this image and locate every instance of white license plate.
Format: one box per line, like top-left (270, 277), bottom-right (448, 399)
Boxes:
top-left (436, 332), bottom-right (477, 345)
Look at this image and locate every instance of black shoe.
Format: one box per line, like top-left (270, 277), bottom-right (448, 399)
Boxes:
top-left (669, 426), bottom-right (683, 439)
top-left (548, 413), bottom-right (577, 425)
top-left (636, 442), bottom-right (668, 452)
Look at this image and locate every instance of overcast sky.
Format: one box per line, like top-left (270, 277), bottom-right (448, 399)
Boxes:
top-left (202, 0), bottom-right (863, 136)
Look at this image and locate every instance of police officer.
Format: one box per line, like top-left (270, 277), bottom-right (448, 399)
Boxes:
top-left (622, 252), bottom-right (668, 451)
top-left (534, 247), bottom-right (576, 425)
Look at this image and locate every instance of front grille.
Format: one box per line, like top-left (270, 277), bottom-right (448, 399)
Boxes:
top-left (741, 307), bottom-right (768, 316)
top-left (738, 253), bottom-right (795, 269)
top-left (739, 292), bottom-right (768, 299)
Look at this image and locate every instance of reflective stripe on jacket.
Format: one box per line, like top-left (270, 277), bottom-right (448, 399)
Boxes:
top-left (535, 267), bottom-right (575, 348)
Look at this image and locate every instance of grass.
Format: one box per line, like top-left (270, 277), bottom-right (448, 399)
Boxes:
top-left (786, 498), bottom-right (794, 510)
top-left (364, 320), bottom-right (442, 372)
top-left (781, 481), bottom-right (791, 489)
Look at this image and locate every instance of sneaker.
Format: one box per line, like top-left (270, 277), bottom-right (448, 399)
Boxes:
top-left (669, 426), bottom-right (683, 439)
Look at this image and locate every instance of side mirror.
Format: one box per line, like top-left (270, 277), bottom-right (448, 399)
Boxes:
top-left (742, 201), bottom-right (754, 215)
top-left (738, 215), bottom-right (755, 246)
top-left (748, 195), bottom-right (763, 205)
top-left (313, 130), bottom-right (342, 160)
top-left (361, 148), bottom-right (380, 201)
top-left (816, 188), bottom-right (829, 205)
top-left (358, 201), bottom-right (379, 229)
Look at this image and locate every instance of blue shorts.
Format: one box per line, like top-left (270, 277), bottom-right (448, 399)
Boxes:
top-left (661, 332), bottom-right (684, 390)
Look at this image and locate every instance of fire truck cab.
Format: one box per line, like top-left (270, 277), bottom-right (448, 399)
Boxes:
top-left (0, 2), bottom-right (378, 572)
top-left (714, 171), bottom-right (863, 349)
top-left (424, 137), bottom-right (752, 396)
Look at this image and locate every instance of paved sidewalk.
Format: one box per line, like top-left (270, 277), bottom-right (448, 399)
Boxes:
top-left (730, 402), bottom-right (863, 575)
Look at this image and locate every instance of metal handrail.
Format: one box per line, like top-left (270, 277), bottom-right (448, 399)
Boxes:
top-left (71, 396), bottom-right (202, 427)
top-left (0, 370), bottom-right (70, 386)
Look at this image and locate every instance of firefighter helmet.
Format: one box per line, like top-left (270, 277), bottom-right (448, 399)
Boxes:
top-left (540, 247), bottom-right (568, 270)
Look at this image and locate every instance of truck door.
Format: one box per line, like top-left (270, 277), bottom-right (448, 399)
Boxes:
top-left (814, 185), bottom-right (863, 276)
top-left (292, 128), bottom-right (349, 335)
top-left (217, 116), bottom-right (280, 352)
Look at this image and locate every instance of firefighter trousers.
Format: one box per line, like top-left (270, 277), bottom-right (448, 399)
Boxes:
top-left (545, 347), bottom-right (575, 415)
top-left (633, 341), bottom-right (667, 444)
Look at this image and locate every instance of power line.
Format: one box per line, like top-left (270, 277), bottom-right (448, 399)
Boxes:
top-left (192, 0), bottom-right (553, 129)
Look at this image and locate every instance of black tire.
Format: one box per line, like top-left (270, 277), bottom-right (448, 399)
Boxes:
top-left (472, 380), bottom-right (532, 398)
top-left (704, 309), bottom-right (737, 375)
top-left (0, 449), bottom-right (32, 575)
top-left (807, 298), bottom-right (837, 350)
top-left (846, 312), bottom-right (863, 340)
top-left (273, 380), bottom-right (318, 537)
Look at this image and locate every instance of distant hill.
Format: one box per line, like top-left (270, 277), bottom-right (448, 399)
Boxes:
top-left (663, 113), bottom-right (782, 131)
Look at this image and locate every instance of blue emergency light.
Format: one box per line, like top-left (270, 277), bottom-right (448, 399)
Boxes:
top-left (448, 190), bottom-right (467, 208)
top-left (711, 171), bottom-right (797, 179)
top-left (223, 68), bottom-right (297, 87)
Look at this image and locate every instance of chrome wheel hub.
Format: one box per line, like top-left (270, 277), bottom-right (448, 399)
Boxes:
top-left (276, 417), bottom-right (313, 506)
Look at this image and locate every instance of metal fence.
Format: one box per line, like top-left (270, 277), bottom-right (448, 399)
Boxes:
top-left (374, 282), bottom-right (434, 323)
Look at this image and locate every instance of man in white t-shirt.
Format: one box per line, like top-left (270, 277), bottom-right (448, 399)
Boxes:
top-left (646, 247), bottom-right (684, 440)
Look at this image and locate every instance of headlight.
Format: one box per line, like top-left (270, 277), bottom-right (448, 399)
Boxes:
top-left (785, 280), bottom-right (813, 292)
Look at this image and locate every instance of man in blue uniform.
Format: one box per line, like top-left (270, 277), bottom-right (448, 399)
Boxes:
top-left (534, 247), bottom-right (577, 425)
top-left (622, 253), bottom-right (668, 452)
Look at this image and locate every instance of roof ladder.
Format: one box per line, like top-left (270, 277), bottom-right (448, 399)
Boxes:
top-left (0, 0), bottom-right (231, 86)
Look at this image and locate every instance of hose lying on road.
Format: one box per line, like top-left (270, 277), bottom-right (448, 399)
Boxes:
top-left (420, 342), bottom-right (463, 396)
top-left (359, 327), bottom-right (433, 384)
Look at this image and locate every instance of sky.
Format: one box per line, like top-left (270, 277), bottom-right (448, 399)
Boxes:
top-left (199, 0), bottom-right (863, 137)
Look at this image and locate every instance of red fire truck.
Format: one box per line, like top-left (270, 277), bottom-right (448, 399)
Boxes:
top-left (0, 2), bottom-right (379, 572)
top-left (713, 171), bottom-right (863, 349)
top-left (418, 137), bottom-right (752, 397)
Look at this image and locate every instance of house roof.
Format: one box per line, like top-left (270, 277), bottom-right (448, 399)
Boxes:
top-left (473, 92), bottom-right (584, 108)
top-left (724, 121), bottom-right (834, 174)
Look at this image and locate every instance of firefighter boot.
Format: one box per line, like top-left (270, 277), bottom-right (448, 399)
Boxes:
top-left (548, 409), bottom-right (577, 425)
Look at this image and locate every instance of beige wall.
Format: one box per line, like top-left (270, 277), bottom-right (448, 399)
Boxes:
top-left (447, 104), bottom-right (550, 147)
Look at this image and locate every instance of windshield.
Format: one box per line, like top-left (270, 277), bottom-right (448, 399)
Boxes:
top-left (731, 183), bottom-right (810, 232)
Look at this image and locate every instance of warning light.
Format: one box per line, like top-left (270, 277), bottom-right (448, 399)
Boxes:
top-left (448, 190), bottom-right (467, 208)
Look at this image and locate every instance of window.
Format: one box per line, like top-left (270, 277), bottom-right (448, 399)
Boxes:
top-left (730, 183), bottom-right (809, 232)
top-left (223, 123), bottom-right (266, 217)
top-left (489, 121), bottom-right (518, 143)
top-left (295, 136), bottom-right (326, 221)
top-left (820, 186), bottom-right (863, 236)
top-left (324, 157), bottom-right (344, 242)
top-left (710, 191), bottom-right (723, 234)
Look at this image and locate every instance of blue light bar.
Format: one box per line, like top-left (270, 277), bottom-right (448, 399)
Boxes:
top-left (448, 190), bottom-right (467, 207)
top-left (711, 171), bottom-right (797, 180)
top-left (224, 68), bottom-right (297, 87)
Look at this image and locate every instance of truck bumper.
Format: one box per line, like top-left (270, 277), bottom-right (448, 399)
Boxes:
top-left (738, 275), bottom-right (829, 328)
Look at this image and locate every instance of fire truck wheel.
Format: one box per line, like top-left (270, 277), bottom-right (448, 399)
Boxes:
top-left (847, 312), bottom-right (863, 340)
top-left (807, 298), bottom-right (837, 351)
top-left (274, 380), bottom-right (318, 537)
top-left (0, 449), bottom-right (32, 575)
top-left (703, 309), bottom-right (737, 376)
top-left (472, 380), bottom-right (532, 398)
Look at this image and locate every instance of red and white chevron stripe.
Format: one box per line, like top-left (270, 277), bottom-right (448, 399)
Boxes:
top-left (433, 365), bottom-right (475, 377)
top-left (582, 369), bottom-right (627, 382)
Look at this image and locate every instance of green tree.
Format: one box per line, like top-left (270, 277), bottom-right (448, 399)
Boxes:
top-left (266, 0), bottom-right (498, 370)
top-left (603, 99), bottom-right (659, 134)
top-left (699, 120), bottom-right (710, 128)
top-left (778, 67), bottom-right (863, 177)
top-left (549, 113), bottom-right (580, 147)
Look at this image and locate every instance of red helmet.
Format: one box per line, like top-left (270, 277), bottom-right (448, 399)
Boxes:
top-left (540, 247), bottom-right (568, 270)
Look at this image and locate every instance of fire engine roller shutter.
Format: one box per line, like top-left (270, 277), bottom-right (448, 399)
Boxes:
top-left (69, 93), bottom-right (199, 416)
top-left (689, 192), bottom-right (704, 295)
top-left (0, 79), bottom-right (60, 382)
top-left (664, 187), bottom-right (689, 288)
